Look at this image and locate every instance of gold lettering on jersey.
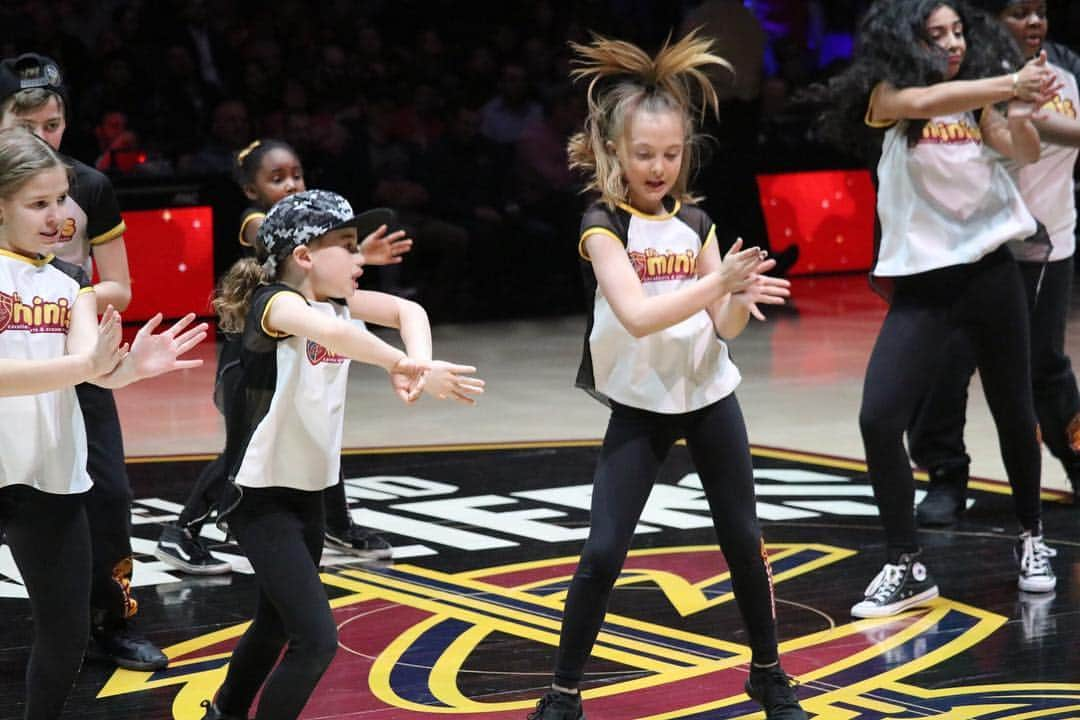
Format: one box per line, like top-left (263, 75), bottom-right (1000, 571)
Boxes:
top-left (629, 248), bottom-right (697, 283)
top-left (0, 291), bottom-right (71, 334)
top-left (919, 119), bottom-right (981, 145)
top-left (59, 218), bottom-right (77, 245)
top-left (1042, 94), bottom-right (1077, 119)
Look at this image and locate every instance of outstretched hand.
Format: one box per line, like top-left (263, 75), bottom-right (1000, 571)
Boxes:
top-left (360, 224), bottom-right (413, 266)
top-left (423, 361), bottom-right (485, 405)
top-left (121, 313), bottom-right (208, 381)
top-left (731, 260), bottom-right (791, 321)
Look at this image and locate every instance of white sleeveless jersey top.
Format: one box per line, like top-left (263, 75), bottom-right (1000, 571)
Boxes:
top-left (873, 109), bottom-right (1035, 276)
top-left (577, 200), bottom-right (740, 414)
top-left (0, 250), bottom-right (93, 494)
top-left (1007, 62), bottom-right (1079, 263)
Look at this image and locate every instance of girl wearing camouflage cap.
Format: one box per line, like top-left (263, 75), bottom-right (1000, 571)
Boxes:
top-left (197, 189), bottom-right (484, 720)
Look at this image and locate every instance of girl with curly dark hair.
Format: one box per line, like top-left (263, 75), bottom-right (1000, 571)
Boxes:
top-left (821, 0), bottom-right (1061, 619)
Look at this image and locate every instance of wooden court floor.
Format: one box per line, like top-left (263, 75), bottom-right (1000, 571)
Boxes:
top-left (0, 441), bottom-right (1078, 719)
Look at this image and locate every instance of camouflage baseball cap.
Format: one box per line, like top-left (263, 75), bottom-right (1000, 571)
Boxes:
top-left (256, 189), bottom-right (395, 273)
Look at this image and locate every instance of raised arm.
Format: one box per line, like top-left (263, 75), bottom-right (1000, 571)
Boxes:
top-left (347, 289), bottom-right (432, 360)
top-left (868, 54), bottom-right (1055, 124)
top-left (586, 233), bottom-right (759, 338)
top-left (268, 291), bottom-right (408, 371)
top-left (347, 290), bottom-right (483, 404)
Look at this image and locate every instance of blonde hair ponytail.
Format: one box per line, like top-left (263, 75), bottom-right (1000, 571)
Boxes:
top-left (213, 258), bottom-right (270, 333)
top-left (567, 29), bottom-right (733, 208)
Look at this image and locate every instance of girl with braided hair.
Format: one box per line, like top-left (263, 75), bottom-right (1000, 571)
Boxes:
top-left (526, 31), bottom-right (804, 720)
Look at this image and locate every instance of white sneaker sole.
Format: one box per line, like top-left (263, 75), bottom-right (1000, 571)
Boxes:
top-left (153, 545), bottom-right (234, 575)
top-left (850, 586), bottom-right (940, 618)
top-left (1018, 574), bottom-right (1056, 593)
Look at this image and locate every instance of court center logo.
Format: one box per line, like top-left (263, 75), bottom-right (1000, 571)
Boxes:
top-left (98, 545), bottom-right (1080, 719)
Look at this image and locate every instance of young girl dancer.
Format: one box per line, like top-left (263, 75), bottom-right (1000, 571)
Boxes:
top-left (527, 32), bottom-right (804, 720)
top-left (198, 189), bottom-right (483, 720)
top-left (820, 0), bottom-right (1059, 617)
top-left (0, 126), bottom-right (207, 720)
top-left (908, 0), bottom-right (1080, 524)
top-left (1, 51), bottom-right (167, 670)
top-left (155, 139), bottom-right (414, 572)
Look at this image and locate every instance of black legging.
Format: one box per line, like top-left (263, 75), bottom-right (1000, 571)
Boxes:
top-left (553, 394), bottom-right (778, 687)
top-left (214, 487), bottom-right (337, 720)
top-left (0, 485), bottom-right (91, 720)
top-left (908, 256), bottom-right (1080, 479)
top-left (76, 382), bottom-right (136, 625)
top-left (860, 246), bottom-right (1042, 561)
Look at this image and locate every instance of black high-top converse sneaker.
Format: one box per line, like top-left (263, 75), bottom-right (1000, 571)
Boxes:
top-left (851, 552), bottom-right (939, 618)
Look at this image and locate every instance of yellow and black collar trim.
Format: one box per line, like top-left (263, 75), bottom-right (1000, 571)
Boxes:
top-left (0, 248), bottom-right (54, 267)
top-left (616, 198), bottom-right (681, 221)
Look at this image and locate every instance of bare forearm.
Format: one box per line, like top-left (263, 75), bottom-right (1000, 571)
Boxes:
top-left (710, 296), bottom-right (751, 339)
top-left (1009, 116), bottom-right (1042, 164)
top-left (618, 274), bottom-right (725, 338)
top-left (1035, 112), bottom-right (1080, 146)
top-left (0, 355), bottom-right (95, 396)
top-left (887, 76), bottom-right (1013, 119)
top-left (397, 301), bottom-right (433, 361)
top-left (323, 324), bottom-right (407, 371)
top-left (94, 281), bottom-right (132, 312)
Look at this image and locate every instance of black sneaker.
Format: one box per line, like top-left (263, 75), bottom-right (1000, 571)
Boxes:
top-left (325, 524), bottom-right (393, 560)
top-left (92, 620), bottom-right (169, 671)
top-left (199, 699), bottom-right (245, 720)
top-left (1015, 530), bottom-right (1056, 593)
top-left (155, 525), bottom-right (232, 575)
top-left (916, 465), bottom-right (968, 526)
top-left (526, 689), bottom-right (584, 719)
top-left (745, 665), bottom-right (808, 720)
top-left (850, 552), bottom-right (939, 618)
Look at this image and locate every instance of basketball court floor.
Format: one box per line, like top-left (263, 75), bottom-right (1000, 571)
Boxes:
top-left (1, 274), bottom-right (1078, 719)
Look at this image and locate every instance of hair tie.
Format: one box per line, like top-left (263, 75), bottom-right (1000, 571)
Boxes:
top-left (261, 254), bottom-right (278, 276)
top-left (236, 139), bottom-right (262, 166)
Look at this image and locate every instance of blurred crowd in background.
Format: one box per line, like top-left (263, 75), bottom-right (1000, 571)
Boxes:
top-left (3, 0), bottom-right (1078, 319)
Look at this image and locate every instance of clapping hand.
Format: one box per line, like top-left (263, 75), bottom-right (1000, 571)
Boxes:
top-left (120, 313), bottom-right (208, 381)
top-left (718, 238), bottom-right (765, 296)
top-left (389, 356), bottom-right (429, 403)
top-left (731, 261), bottom-right (791, 321)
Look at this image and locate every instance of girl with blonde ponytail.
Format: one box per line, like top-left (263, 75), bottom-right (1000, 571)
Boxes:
top-left (525, 32), bottom-right (805, 720)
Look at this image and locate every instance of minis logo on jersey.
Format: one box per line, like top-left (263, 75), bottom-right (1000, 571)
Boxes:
top-left (919, 119), bottom-right (982, 145)
top-left (1043, 93), bottom-right (1077, 120)
top-left (0, 291), bottom-right (71, 334)
top-left (306, 339), bottom-right (346, 365)
top-left (629, 247), bottom-right (697, 283)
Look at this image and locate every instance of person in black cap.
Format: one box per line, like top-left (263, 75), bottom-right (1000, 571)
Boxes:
top-left (197, 189), bottom-right (484, 720)
top-left (0, 52), bottom-right (169, 671)
top-left (909, 0), bottom-right (1080, 523)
